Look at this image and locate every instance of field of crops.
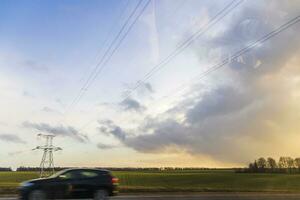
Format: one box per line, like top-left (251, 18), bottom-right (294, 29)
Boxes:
top-left (1, 170), bottom-right (300, 195)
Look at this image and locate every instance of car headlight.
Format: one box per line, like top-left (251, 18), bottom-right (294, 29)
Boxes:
top-left (20, 182), bottom-right (34, 187)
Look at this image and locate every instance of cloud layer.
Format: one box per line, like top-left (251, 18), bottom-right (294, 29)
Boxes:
top-left (98, 1), bottom-right (300, 164)
top-left (97, 143), bottom-right (116, 149)
top-left (0, 134), bottom-right (26, 144)
top-left (119, 98), bottom-right (146, 112)
top-left (23, 121), bottom-right (89, 143)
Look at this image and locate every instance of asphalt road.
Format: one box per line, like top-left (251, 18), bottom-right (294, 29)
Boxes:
top-left (2, 194), bottom-right (300, 200)
top-left (112, 194), bottom-right (300, 200)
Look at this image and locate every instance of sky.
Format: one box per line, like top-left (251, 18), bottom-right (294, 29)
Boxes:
top-left (0, 0), bottom-right (300, 169)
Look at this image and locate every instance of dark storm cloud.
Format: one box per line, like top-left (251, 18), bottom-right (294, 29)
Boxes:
top-left (0, 134), bottom-right (26, 144)
top-left (23, 121), bottom-right (88, 143)
top-left (97, 1), bottom-right (300, 164)
top-left (119, 98), bottom-right (146, 112)
top-left (98, 120), bottom-right (127, 141)
top-left (125, 119), bottom-right (189, 153)
top-left (98, 118), bottom-right (189, 152)
top-left (185, 86), bottom-right (253, 124)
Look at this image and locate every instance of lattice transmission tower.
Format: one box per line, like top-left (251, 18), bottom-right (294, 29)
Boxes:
top-left (33, 134), bottom-right (62, 177)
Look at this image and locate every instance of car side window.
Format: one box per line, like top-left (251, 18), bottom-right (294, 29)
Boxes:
top-left (59, 171), bottom-right (79, 180)
top-left (79, 171), bottom-right (99, 178)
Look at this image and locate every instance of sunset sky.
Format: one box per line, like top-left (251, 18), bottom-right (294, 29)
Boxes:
top-left (0, 0), bottom-right (299, 169)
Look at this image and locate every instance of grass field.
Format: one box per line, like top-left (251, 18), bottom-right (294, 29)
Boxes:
top-left (1, 170), bottom-right (300, 195)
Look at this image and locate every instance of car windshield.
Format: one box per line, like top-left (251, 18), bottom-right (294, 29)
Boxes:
top-left (49, 169), bottom-right (70, 178)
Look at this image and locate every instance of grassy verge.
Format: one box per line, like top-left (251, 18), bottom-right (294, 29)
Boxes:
top-left (1, 170), bottom-right (300, 195)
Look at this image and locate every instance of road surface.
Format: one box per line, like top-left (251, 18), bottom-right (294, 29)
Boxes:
top-left (2, 193), bottom-right (300, 200)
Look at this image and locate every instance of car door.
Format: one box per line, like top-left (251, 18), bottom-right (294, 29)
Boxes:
top-left (66, 170), bottom-right (100, 198)
top-left (61, 170), bottom-right (92, 199)
top-left (76, 170), bottom-right (100, 198)
top-left (49, 170), bottom-right (81, 199)
top-left (45, 177), bottom-right (70, 199)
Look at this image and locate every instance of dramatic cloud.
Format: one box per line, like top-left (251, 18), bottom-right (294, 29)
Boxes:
top-left (98, 120), bottom-right (127, 141)
top-left (23, 121), bottom-right (89, 143)
top-left (0, 134), bottom-right (26, 144)
top-left (119, 98), bottom-right (146, 112)
top-left (98, 2), bottom-right (300, 164)
top-left (185, 86), bottom-right (253, 124)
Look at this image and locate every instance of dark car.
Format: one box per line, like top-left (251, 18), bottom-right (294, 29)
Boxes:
top-left (19, 168), bottom-right (119, 200)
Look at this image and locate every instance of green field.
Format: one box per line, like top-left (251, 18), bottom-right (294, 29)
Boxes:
top-left (1, 170), bottom-right (300, 195)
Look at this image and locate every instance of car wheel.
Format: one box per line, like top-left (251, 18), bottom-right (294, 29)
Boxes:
top-left (28, 190), bottom-right (46, 200)
top-left (94, 189), bottom-right (109, 200)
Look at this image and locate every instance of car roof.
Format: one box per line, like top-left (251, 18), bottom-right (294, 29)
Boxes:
top-left (62, 168), bottom-right (110, 173)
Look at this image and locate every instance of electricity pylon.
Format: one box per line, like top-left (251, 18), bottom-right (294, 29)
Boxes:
top-left (33, 134), bottom-right (62, 178)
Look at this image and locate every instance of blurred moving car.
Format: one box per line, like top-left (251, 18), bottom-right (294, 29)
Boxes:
top-left (19, 168), bottom-right (119, 200)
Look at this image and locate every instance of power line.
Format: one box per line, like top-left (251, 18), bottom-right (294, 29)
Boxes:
top-left (53, 1), bottom-right (139, 151)
top-left (124, 0), bottom-right (242, 98)
top-left (84, 0), bottom-right (152, 92)
top-left (123, 0), bottom-right (244, 100)
top-left (78, 0), bottom-right (144, 92)
top-left (57, 2), bottom-right (133, 142)
top-left (66, 0), bottom-right (150, 113)
top-left (153, 14), bottom-right (300, 105)
top-left (66, 0), bottom-right (143, 112)
top-left (79, 13), bottom-right (300, 133)
top-left (71, 0), bottom-right (152, 112)
top-left (64, 0), bottom-right (239, 130)
top-left (77, 0), bottom-right (131, 90)
top-left (68, 0), bottom-right (244, 132)
top-left (68, 7), bottom-right (300, 138)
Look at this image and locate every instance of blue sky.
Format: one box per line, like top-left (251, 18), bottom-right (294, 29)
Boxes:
top-left (0, 0), bottom-right (300, 169)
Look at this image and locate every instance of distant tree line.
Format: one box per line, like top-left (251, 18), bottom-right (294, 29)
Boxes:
top-left (105, 167), bottom-right (230, 171)
top-left (236, 157), bottom-right (300, 173)
top-left (15, 167), bottom-right (167, 172)
top-left (0, 167), bottom-right (12, 171)
top-left (9, 167), bottom-right (232, 172)
top-left (16, 167), bottom-right (70, 171)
